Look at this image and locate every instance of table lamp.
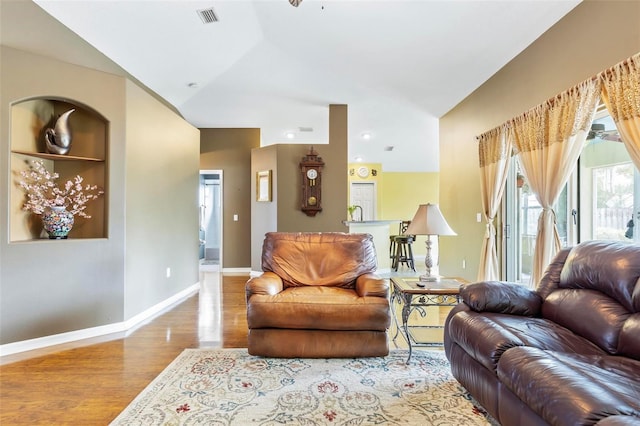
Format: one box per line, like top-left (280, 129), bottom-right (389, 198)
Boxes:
top-left (405, 203), bottom-right (456, 283)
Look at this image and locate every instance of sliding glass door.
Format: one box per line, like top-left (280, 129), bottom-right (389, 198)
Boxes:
top-left (579, 114), bottom-right (639, 243)
top-left (503, 110), bottom-right (639, 284)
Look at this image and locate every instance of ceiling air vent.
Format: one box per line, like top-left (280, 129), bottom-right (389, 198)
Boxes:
top-left (197, 7), bottom-right (219, 24)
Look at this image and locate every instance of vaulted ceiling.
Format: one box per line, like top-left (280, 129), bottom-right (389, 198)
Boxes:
top-left (7, 0), bottom-right (581, 171)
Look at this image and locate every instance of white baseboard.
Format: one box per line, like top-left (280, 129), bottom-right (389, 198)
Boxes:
top-left (0, 282), bottom-right (200, 359)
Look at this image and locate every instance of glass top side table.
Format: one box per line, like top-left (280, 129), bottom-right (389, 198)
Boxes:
top-left (390, 277), bottom-right (468, 364)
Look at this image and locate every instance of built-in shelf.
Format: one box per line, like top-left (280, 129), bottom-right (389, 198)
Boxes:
top-left (11, 150), bottom-right (104, 162)
top-left (10, 97), bottom-right (109, 242)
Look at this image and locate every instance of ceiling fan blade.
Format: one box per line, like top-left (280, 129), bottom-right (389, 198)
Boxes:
top-left (289, 0), bottom-right (303, 7)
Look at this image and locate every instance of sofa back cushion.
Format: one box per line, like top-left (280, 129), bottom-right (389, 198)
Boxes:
top-left (540, 240), bottom-right (640, 359)
top-left (261, 232), bottom-right (377, 288)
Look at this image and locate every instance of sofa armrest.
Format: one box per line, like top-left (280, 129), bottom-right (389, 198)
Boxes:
top-left (246, 272), bottom-right (284, 299)
top-left (460, 281), bottom-right (542, 316)
top-left (355, 274), bottom-right (389, 298)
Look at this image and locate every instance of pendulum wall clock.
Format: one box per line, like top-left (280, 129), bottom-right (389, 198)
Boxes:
top-left (299, 146), bottom-right (324, 217)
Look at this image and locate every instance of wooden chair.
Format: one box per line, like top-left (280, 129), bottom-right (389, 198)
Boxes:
top-left (390, 221), bottom-right (415, 271)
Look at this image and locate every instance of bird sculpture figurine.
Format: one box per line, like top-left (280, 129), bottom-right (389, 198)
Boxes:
top-left (44, 109), bottom-right (74, 155)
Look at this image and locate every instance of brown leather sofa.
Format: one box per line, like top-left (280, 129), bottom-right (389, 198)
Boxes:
top-left (246, 232), bottom-right (391, 358)
top-left (444, 240), bottom-right (640, 426)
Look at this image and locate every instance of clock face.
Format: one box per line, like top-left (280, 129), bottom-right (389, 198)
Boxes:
top-left (306, 168), bottom-right (318, 179)
top-left (357, 166), bottom-right (369, 178)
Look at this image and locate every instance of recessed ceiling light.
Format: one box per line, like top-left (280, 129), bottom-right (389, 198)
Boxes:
top-left (187, 82), bottom-right (198, 88)
top-left (384, 146), bottom-right (394, 151)
top-left (354, 156), bottom-right (363, 162)
top-left (285, 132), bottom-right (295, 139)
top-left (361, 132), bottom-right (372, 140)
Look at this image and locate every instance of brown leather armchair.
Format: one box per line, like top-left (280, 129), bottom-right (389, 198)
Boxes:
top-left (246, 232), bottom-right (391, 358)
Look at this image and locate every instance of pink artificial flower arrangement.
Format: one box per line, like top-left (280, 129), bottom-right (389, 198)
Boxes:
top-left (18, 160), bottom-right (104, 218)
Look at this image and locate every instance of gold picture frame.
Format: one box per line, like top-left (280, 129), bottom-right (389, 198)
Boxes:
top-left (256, 170), bottom-right (272, 202)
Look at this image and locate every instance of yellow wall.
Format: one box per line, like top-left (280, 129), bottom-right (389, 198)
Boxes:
top-left (439, 0), bottom-right (640, 282)
top-left (381, 171), bottom-right (439, 257)
top-left (347, 164), bottom-right (439, 257)
top-left (380, 172), bottom-right (439, 221)
top-left (347, 164), bottom-right (439, 221)
top-left (347, 162), bottom-right (382, 217)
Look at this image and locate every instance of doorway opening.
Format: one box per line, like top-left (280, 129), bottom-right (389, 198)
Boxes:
top-left (200, 170), bottom-right (223, 270)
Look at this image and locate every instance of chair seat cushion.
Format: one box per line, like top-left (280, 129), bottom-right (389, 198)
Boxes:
top-left (247, 286), bottom-right (390, 331)
top-left (446, 310), bottom-right (604, 372)
top-left (497, 347), bottom-right (640, 425)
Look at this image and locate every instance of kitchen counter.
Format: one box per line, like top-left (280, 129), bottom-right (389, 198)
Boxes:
top-left (342, 220), bottom-right (401, 226)
top-left (342, 220), bottom-right (401, 271)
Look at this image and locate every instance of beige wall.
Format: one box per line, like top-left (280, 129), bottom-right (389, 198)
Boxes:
top-left (275, 105), bottom-right (349, 234)
top-left (1, 44), bottom-right (200, 343)
top-left (251, 144), bottom-right (279, 270)
top-left (124, 80), bottom-right (200, 319)
top-left (0, 46), bottom-right (127, 344)
top-left (200, 128), bottom-right (260, 269)
top-left (439, 0), bottom-right (640, 282)
top-left (250, 105), bottom-right (349, 271)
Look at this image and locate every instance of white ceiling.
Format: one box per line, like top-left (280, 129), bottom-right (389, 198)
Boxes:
top-left (28, 0), bottom-right (580, 171)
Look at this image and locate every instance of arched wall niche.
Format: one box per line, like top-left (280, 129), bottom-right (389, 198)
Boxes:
top-left (9, 96), bottom-right (109, 241)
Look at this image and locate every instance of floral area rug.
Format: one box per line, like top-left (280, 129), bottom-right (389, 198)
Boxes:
top-left (110, 348), bottom-right (496, 425)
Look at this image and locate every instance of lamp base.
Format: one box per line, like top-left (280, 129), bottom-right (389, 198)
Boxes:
top-left (417, 274), bottom-right (440, 286)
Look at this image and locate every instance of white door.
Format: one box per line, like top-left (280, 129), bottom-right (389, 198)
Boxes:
top-left (350, 182), bottom-right (376, 221)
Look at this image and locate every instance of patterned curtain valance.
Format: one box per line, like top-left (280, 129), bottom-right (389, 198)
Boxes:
top-left (599, 52), bottom-right (640, 172)
top-left (478, 125), bottom-right (510, 168)
top-left (476, 52), bottom-right (640, 151)
top-left (511, 79), bottom-right (601, 155)
top-left (599, 53), bottom-right (640, 123)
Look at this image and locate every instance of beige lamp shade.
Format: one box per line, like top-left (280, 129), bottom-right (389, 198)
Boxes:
top-left (405, 203), bottom-right (456, 236)
top-left (405, 203), bottom-right (456, 283)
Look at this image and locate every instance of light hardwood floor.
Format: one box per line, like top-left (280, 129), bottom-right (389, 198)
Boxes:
top-left (0, 270), bottom-right (450, 425)
top-left (0, 272), bottom-right (248, 425)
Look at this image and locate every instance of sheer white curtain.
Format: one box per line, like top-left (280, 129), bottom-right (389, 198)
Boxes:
top-left (511, 80), bottom-right (601, 286)
top-left (600, 53), bottom-right (640, 170)
top-left (477, 125), bottom-right (512, 281)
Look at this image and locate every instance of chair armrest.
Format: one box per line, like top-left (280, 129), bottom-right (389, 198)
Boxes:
top-left (460, 281), bottom-right (542, 316)
top-left (246, 272), bottom-right (284, 299)
top-left (355, 274), bottom-right (389, 298)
